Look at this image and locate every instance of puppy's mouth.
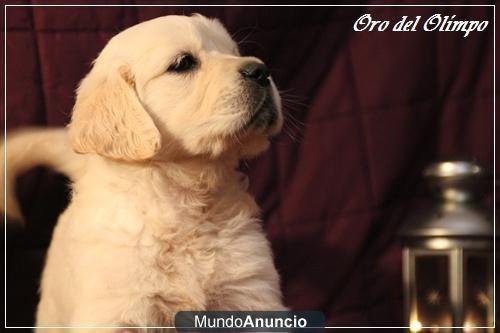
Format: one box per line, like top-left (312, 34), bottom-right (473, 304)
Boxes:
top-left (244, 92), bottom-right (278, 131)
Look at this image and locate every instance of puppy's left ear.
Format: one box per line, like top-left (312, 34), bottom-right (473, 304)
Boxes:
top-left (68, 65), bottom-right (161, 161)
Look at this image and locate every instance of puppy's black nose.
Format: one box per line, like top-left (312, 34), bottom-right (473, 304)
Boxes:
top-left (240, 62), bottom-right (270, 87)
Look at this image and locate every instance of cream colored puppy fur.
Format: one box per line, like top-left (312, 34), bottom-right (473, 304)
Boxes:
top-left (2, 14), bottom-right (286, 332)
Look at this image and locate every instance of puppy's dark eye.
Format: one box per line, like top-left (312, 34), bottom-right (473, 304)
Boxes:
top-left (168, 54), bottom-right (197, 73)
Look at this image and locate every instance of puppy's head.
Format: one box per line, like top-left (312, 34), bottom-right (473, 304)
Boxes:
top-left (68, 14), bottom-right (282, 162)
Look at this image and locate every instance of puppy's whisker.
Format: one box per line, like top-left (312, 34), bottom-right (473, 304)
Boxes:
top-left (281, 101), bottom-right (309, 115)
top-left (279, 95), bottom-right (309, 106)
top-left (288, 112), bottom-right (307, 125)
top-left (284, 119), bottom-right (303, 135)
top-left (233, 24), bottom-right (266, 45)
top-left (281, 95), bottom-right (308, 103)
top-left (280, 93), bottom-right (309, 103)
top-left (278, 88), bottom-right (304, 95)
top-left (282, 102), bottom-right (309, 111)
top-left (278, 88), bottom-right (309, 102)
top-left (281, 111), bottom-right (307, 141)
top-left (281, 125), bottom-right (303, 144)
top-left (238, 40), bottom-right (266, 53)
top-left (285, 118), bottom-right (307, 136)
top-left (282, 104), bottom-right (307, 115)
top-left (284, 120), bottom-right (303, 134)
top-left (283, 110), bottom-right (307, 126)
top-left (284, 112), bottom-right (301, 125)
top-left (231, 24), bottom-right (258, 40)
top-left (236, 30), bottom-right (256, 46)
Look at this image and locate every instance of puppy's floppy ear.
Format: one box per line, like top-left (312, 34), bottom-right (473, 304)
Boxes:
top-left (68, 65), bottom-right (161, 161)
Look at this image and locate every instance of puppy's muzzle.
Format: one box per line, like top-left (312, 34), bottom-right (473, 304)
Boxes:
top-left (239, 62), bottom-right (270, 87)
top-left (239, 61), bottom-right (278, 130)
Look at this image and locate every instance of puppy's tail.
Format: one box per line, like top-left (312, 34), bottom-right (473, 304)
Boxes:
top-left (1, 127), bottom-right (85, 222)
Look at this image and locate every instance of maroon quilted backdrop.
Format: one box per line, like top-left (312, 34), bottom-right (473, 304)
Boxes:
top-left (3, 2), bottom-right (495, 331)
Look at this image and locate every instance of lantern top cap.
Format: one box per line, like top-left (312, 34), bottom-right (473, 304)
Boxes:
top-left (400, 159), bottom-right (492, 241)
top-left (424, 160), bottom-right (483, 178)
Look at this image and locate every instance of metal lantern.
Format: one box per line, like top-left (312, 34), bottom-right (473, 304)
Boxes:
top-left (400, 160), bottom-right (493, 333)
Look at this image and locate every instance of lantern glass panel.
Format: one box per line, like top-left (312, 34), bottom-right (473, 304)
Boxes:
top-left (414, 254), bottom-right (453, 330)
top-left (463, 253), bottom-right (493, 332)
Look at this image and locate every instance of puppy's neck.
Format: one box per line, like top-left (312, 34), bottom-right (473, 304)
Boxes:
top-left (87, 153), bottom-right (244, 195)
top-left (161, 155), bottom-right (242, 193)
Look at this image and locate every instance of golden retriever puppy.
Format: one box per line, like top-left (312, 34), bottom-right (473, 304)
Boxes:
top-left (3, 14), bottom-right (285, 331)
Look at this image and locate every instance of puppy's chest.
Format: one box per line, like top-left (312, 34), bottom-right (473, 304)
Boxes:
top-left (134, 189), bottom-right (259, 280)
top-left (58, 183), bottom-right (263, 302)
